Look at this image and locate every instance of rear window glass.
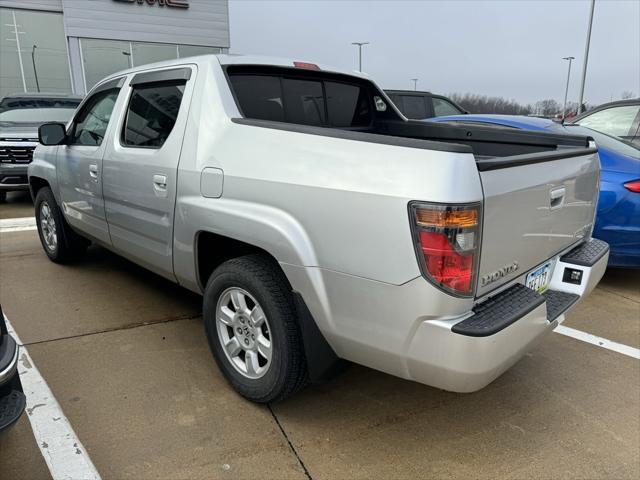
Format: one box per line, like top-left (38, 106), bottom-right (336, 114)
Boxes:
top-left (230, 75), bottom-right (284, 122)
top-left (229, 72), bottom-right (372, 128)
top-left (282, 78), bottom-right (325, 126)
top-left (326, 82), bottom-right (371, 127)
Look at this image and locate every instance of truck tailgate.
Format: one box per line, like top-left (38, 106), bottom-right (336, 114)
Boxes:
top-left (477, 147), bottom-right (600, 297)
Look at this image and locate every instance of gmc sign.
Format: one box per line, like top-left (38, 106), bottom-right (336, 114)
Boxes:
top-left (114, 0), bottom-right (189, 8)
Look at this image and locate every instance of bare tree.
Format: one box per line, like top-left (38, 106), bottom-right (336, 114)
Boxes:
top-left (621, 91), bottom-right (635, 100)
top-left (448, 93), bottom-right (532, 115)
top-left (446, 94), bottom-right (593, 118)
top-left (533, 99), bottom-right (561, 117)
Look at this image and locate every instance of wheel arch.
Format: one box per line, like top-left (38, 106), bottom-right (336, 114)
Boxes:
top-left (194, 229), bottom-right (342, 382)
top-left (28, 176), bottom-right (51, 202)
top-left (195, 230), bottom-right (279, 292)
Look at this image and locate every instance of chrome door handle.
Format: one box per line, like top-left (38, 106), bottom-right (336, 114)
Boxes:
top-left (153, 174), bottom-right (168, 190)
top-left (89, 164), bottom-right (98, 181)
top-left (550, 186), bottom-right (566, 210)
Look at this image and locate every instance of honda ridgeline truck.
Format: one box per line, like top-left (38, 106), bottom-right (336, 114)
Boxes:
top-left (29, 56), bottom-right (609, 402)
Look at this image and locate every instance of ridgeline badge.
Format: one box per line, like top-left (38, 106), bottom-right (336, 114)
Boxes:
top-left (114, 0), bottom-right (189, 9)
top-left (480, 261), bottom-right (519, 287)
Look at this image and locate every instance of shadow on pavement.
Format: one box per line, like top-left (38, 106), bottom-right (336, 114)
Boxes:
top-left (0, 191), bottom-right (34, 219)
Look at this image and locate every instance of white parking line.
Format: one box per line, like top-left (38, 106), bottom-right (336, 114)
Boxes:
top-left (554, 325), bottom-right (640, 359)
top-left (0, 216), bottom-right (36, 232)
top-left (4, 314), bottom-right (101, 480)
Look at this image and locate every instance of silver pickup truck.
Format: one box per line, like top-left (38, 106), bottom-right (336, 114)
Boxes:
top-left (29, 55), bottom-right (609, 402)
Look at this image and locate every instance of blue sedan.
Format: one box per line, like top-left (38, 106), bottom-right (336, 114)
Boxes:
top-left (430, 115), bottom-right (640, 268)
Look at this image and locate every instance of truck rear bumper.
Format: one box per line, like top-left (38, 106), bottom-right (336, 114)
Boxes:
top-left (406, 238), bottom-right (609, 392)
top-left (286, 239), bottom-right (609, 394)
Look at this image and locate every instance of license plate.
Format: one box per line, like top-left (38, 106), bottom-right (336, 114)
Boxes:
top-left (526, 262), bottom-right (552, 293)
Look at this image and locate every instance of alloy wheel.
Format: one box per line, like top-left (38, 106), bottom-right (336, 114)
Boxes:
top-left (39, 201), bottom-right (58, 252)
top-left (215, 287), bottom-right (273, 379)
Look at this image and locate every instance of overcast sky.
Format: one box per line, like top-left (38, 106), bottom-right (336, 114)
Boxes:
top-left (228, 0), bottom-right (640, 106)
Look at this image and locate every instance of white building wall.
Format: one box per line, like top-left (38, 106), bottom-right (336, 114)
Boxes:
top-left (0, 0), bottom-right (62, 12)
top-left (61, 0), bottom-right (229, 48)
top-left (1, 0), bottom-right (230, 95)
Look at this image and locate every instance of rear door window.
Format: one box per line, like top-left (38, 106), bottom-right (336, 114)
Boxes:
top-left (122, 82), bottom-right (185, 148)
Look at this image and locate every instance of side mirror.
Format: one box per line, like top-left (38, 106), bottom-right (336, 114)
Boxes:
top-left (39, 123), bottom-right (67, 146)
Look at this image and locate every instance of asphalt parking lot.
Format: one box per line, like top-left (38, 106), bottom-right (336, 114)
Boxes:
top-left (0, 191), bottom-right (639, 480)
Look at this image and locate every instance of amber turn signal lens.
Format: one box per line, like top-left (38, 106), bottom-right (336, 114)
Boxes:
top-left (415, 208), bottom-right (478, 228)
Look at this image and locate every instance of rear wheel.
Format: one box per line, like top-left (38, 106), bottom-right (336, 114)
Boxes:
top-left (35, 187), bottom-right (88, 263)
top-left (203, 254), bottom-right (308, 403)
top-left (0, 191), bottom-right (6, 203)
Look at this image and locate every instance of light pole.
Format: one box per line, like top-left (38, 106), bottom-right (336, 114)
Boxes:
top-left (7, 10), bottom-right (27, 92)
top-left (31, 45), bottom-right (40, 92)
top-left (411, 78), bottom-right (418, 91)
top-left (351, 42), bottom-right (369, 72)
top-left (561, 56), bottom-right (574, 120)
top-left (122, 50), bottom-right (132, 68)
top-left (577, 0), bottom-right (595, 114)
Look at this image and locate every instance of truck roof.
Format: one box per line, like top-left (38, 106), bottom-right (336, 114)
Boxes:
top-left (96, 54), bottom-right (372, 88)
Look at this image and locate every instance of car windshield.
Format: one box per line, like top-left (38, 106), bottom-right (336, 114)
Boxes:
top-left (555, 124), bottom-right (640, 159)
top-left (0, 98), bottom-right (80, 124)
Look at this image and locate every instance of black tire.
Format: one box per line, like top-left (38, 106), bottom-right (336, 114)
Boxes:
top-left (203, 254), bottom-right (308, 403)
top-left (0, 191), bottom-right (6, 203)
top-left (34, 187), bottom-right (88, 263)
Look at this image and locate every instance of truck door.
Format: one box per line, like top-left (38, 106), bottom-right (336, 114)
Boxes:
top-left (102, 67), bottom-right (194, 280)
top-left (57, 78), bottom-right (124, 244)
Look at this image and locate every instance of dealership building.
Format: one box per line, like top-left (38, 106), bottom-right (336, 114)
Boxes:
top-left (0, 0), bottom-right (230, 98)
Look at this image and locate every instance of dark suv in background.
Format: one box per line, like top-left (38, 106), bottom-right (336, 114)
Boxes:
top-left (0, 93), bottom-right (82, 202)
top-left (385, 90), bottom-right (467, 120)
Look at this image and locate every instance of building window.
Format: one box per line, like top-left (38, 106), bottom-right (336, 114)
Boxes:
top-left (132, 42), bottom-right (178, 67)
top-left (80, 39), bottom-right (221, 92)
top-left (177, 45), bottom-right (221, 58)
top-left (0, 8), bottom-right (72, 99)
top-left (81, 39), bottom-right (132, 92)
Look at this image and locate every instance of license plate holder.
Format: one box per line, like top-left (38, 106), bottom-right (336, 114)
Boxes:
top-left (526, 261), bottom-right (553, 293)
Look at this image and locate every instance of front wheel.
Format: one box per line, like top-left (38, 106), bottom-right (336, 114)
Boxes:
top-left (203, 255), bottom-right (308, 403)
top-left (35, 187), bottom-right (88, 263)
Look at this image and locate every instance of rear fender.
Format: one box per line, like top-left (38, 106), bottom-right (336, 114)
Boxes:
top-left (174, 196), bottom-right (320, 290)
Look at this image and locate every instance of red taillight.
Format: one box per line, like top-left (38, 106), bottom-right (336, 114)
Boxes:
top-left (419, 231), bottom-right (474, 293)
top-left (411, 203), bottom-right (481, 296)
top-left (624, 179), bottom-right (640, 193)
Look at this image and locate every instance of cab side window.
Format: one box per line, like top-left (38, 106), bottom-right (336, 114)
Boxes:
top-left (122, 81), bottom-right (185, 148)
top-left (432, 97), bottom-right (464, 117)
top-left (69, 88), bottom-right (120, 146)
